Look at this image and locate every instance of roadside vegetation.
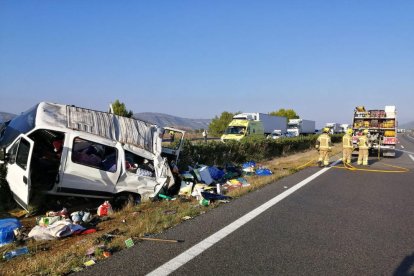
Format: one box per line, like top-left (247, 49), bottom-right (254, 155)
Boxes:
top-left (0, 134), bottom-right (342, 275)
top-left (180, 134), bottom-right (343, 169)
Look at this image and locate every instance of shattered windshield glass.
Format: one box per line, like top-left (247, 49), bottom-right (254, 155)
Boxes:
top-left (0, 104), bottom-right (38, 148)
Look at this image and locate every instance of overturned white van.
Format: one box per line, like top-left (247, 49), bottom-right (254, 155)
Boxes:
top-left (0, 102), bottom-right (185, 211)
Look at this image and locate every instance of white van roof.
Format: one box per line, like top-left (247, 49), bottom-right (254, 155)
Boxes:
top-left (36, 102), bottom-right (159, 154)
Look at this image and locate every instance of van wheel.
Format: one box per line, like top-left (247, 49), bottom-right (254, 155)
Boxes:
top-left (113, 193), bottom-right (140, 209)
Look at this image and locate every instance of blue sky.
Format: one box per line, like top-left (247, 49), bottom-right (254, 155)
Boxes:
top-left (0, 1), bottom-right (413, 127)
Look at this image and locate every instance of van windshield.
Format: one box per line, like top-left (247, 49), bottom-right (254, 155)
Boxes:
top-left (225, 126), bottom-right (246, 135)
top-left (0, 104), bottom-right (38, 148)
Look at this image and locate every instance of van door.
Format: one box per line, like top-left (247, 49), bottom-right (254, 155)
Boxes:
top-left (6, 134), bottom-right (34, 210)
top-left (58, 135), bottom-right (121, 197)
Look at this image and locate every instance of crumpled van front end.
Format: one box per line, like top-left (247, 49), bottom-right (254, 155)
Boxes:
top-left (114, 151), bottom-right (174, 201)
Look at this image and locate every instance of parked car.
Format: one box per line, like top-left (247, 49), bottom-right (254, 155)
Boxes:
top-left (267, 130), bottom-right (296, 139)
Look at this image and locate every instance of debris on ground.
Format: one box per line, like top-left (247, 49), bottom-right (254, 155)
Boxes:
top-left (125, 238), bottom-right (135, 248)
top-left (97, 201), bottom-right (113, 217)
top-left (0, 158), bottom-right (276, 270)
top-left (2, 246), bottom-right (29, 260)
top-left (139, 237), bottom-right (184, 243)
top-left (0, 218), bottom-right (22, 247)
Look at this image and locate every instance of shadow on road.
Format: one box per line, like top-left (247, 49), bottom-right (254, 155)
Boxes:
top-left (394, 150), bottom-right (405, 158)
top-left (394, 252), bottom-right (414, 276)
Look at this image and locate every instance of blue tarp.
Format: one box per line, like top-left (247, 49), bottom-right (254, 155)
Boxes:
top-left (0, 218), bottom-right (21, 247)
top-left (208, 166), bottom-right (225, 180)
top-left (255, 168), bottom-right (272, 176)
top-left (242, 161), bottom-right (256, 169)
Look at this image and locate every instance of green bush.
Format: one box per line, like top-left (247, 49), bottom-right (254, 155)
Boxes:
top-left (179, 134), bottom-right (343, 169)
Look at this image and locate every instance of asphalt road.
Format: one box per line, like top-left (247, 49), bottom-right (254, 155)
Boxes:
top-left (78, 133), bottom-right (414, 276)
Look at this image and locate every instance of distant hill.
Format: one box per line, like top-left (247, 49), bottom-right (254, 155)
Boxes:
top-left (400, 121), bottom-right (414, 130)
top-left (133, 112), bottom-right (211, 131)
top-left (0, 112), bottom-right (16, 123)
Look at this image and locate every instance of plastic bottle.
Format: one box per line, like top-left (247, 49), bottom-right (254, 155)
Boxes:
top-left (3, 246), bottom-right (29, 260)
top-left (199, 198), bottom-right (210, 206)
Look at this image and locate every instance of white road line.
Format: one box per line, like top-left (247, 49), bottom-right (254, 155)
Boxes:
top-left (409, 155), bottom-right (414, 162)
top-left (401, 145), bottom-right (405, 149)
top-left (147, 159), bottom-right (342, 276)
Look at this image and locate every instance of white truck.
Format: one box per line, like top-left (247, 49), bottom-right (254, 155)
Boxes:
top-left (287, 119), bottom-right (315, 137)
top-left (233, 113), bottom-right (287, 135)
top-left (325, 123), bottom-right (341, 134)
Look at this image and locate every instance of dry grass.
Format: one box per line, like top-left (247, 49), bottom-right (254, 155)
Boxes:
top-left (0, 200), bottom-right (214, 275)
top-left (0, 144), bottom-right (342, 275)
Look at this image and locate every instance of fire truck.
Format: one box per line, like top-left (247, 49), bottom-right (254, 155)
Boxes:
top-left (352, 106), bottom-right (397, 157)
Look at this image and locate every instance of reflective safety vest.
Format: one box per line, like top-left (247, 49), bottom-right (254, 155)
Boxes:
top-left (358, 135), bottom-right (369, 149)
top-left (317, 133), bottom-right (331, 149)
top-left (342, 134), bottom-right (353, 149)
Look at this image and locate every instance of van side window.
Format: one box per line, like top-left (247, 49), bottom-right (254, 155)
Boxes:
top-left (72, 137), bottom-right (118, 172)
top-left (125, 150), bottom-right (155, 177)
top-left (16, 138), bottom-right (30, 170)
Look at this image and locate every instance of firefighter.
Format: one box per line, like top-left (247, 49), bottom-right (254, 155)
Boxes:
top-left (342, 128), bottom-right (354, 164)
top-left (357, 129), bottom-right (370, 165)
top-left (316, 127), bottom-right (332, 167)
